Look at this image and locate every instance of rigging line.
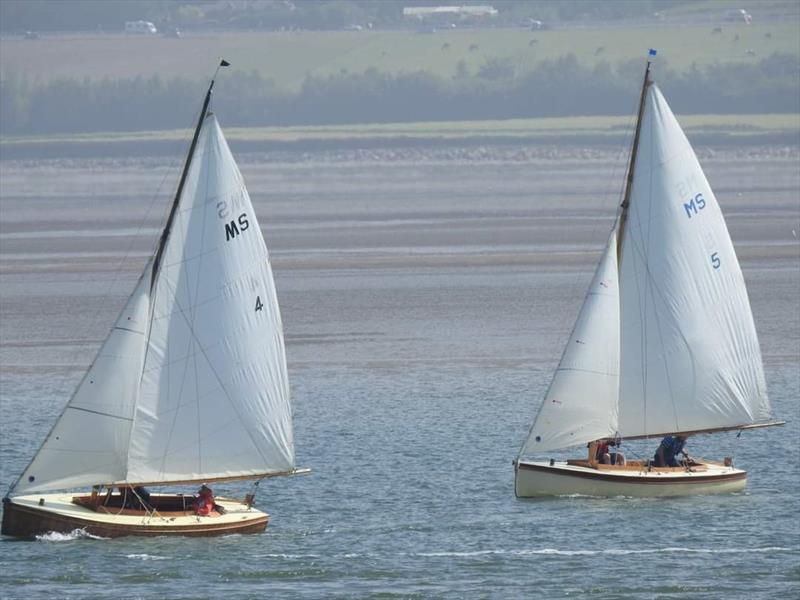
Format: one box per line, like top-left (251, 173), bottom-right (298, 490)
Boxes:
top-left (610, 96), bottom-right (641, 231)
top-left (643, 96), bottom-right (688, 435)
top-left (624, 175), bottom-right (702, 436)
top-left (192, 110), bottom-right (216, 479)
top-left (151, 79), bottom-right (216, 291)
top-left (46, 76), bottom-right (198, 404)
top-left (523, 139), bottom-right (633, 457)
top-left (44, 139), bottom-right (183, 408)
top-left (129, 484), bottom-right (162, 521)
top-left (616, 62), bottom-right (652, 438)
top-left (524, 80), bottom-right (640, 450)
top-left (153, 120), bottom-right (212, 481)
top-left (556, 367), bottom-right (619, 377)
top-left (641, 95), bottom-right (681, 433)
top-left (154, 339), bottom-right (200, 477)
top-left (129, 71), bottom-right (223, 484)
top-left (630, 87), bottom-right (658, 436)
top-left (643, 101), bottom-right (656, 432)
top-left (625, 162), bottom-right (648, 437)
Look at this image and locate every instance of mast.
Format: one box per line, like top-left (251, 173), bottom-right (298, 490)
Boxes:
top-left (616, 51), bottom-right (654, 259)
top-left (151, 59), bottom-right (229, 289)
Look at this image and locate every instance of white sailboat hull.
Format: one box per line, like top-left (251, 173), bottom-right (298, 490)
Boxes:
top-left (514, 460), bottom-right (746, 498)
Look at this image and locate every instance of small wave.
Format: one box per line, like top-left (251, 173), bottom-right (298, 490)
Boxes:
top-left (253, 553), bottom-right (322, 559)
top-left (125, 554), bottom-right (171, 561)
top-left (417, 546), bottom-right (792, 558)
top-left (35, 528), bottom-right (106, 542)
top-left (250, 552), bottom-right (368, 560)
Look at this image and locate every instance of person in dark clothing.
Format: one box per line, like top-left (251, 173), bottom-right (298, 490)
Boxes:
top-left (653, 435), bottom-right (689, 467)
top-left (118, 486), bottom-right (152, 510)
top-left (133, 486), bottom-right (152, 509)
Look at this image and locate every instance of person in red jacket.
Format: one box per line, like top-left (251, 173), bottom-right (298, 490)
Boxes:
top-left (588, 439), bottom-right (626, 466)
top-left (194, 484), bottom-right (217, 516)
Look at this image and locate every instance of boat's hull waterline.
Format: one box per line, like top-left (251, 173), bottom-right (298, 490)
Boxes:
top-left (1, 494), bottom-right (269, 538)
top-left (514, 460), bottom-right (746, 498)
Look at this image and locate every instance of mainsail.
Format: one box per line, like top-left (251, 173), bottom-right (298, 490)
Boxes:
top-left (520, 73), bottom-right (772, 457)
top-left (14, 102), bottom-right (294, 494)
top-left (617, 83), bottom-right (770, 437)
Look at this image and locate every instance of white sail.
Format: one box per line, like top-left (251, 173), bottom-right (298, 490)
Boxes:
top-left (617, 84), bottom-right (770, 437)
top-left (15, 269), bottom-right (151, 494)
top-left (14, 112), bottom-right (295, 493)
top-left (126, 114), bottom-right (295, 483)
top-left (520, 231), bottom-right (620, 454)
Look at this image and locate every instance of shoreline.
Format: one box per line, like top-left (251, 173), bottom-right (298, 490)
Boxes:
top-left (1, 137), bottom-right (798, 164)
top-left (2, 114), bottom-right (797, 161)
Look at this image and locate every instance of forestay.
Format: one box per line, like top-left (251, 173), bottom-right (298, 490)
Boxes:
top-left (14, 113), bottom-right (295, 493)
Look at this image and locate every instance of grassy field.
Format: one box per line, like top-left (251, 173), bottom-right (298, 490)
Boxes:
top-left (1, 21), bottom-right (798, 91)
top-left (3, 113), bottom-right (797, 148)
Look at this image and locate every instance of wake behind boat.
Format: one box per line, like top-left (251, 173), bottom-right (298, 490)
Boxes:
top-left (514, 51), bottom-right (783, 498)
top-left (2, 61), bottom-right (308, 538)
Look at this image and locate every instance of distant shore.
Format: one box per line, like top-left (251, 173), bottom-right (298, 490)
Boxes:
top-left (2, 113), bottom-right (797, 160)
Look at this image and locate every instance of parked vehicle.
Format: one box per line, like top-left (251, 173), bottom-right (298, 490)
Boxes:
top-left (725, 9), bottom-right (752, 24)
top-left (125, 20), bottom-right (158, 34)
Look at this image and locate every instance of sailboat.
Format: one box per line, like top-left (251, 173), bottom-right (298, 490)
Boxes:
top-left (514, 52), bottom-right (783, 498)
top-left (2, 61), bottom-right (308, 537)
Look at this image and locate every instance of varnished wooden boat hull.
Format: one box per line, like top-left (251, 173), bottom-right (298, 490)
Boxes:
top-left (514, 460), bottom-right (747, 498)
top-left (1, 494), bottom-right (268, 538)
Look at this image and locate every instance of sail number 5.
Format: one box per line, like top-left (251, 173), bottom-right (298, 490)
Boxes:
top-left (711, 252), bottom-right (720, 269)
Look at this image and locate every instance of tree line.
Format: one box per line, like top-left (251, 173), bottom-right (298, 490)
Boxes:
top-left (1, 54), bottom-right (796, 135)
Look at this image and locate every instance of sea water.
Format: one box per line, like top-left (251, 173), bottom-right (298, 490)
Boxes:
top-left (0, 148), bottom-right (797, 598)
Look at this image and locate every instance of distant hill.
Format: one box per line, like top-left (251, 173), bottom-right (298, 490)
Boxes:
top-left (1, 16), bottom-right (797, 136)
top-left (1, 0), bottom-right (798, 34)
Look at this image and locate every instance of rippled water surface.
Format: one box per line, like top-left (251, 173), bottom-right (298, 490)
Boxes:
top-left (1, 148), bottom-right (798, 598)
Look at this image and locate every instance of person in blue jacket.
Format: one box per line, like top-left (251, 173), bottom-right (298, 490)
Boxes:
top-left (653, 435), bottom-right (690, 467)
